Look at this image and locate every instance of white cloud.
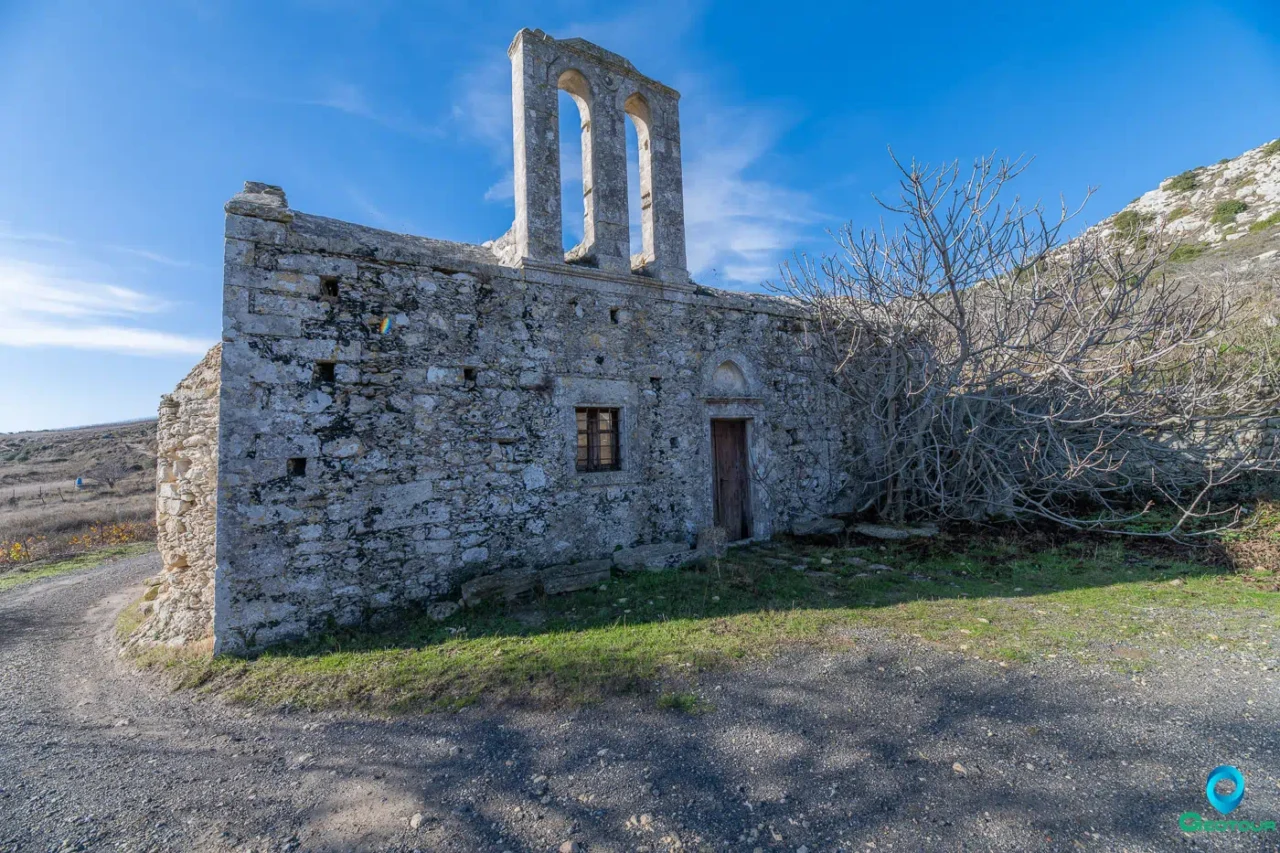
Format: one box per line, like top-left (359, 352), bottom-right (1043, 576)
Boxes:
top-left (106, 245), bottom-right (192, 268)
top-left (0, 222), bottom-right (74, 245)
top-left (0, 259), bottom-right (213, 357)
top-left (682, 107), bottom-right (819, 288)
top-left (308, 82), bottom-right (440, 139)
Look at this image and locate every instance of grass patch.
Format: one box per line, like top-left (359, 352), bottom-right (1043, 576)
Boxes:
top-left (1167, 206), bottom-right (1191, 222)
top-left (1170, 242), bottom-right (1209, 263)
top-left (135, 524), bottom-right (1280, 714)
top-left (1262, 139), bottom-right (1280, 157)
top-left (1165, 170), bottom-right (1201, 193)
top-left (1210, 199), bottom-right (1249, 225)
top-left (116, 594), bottom-right (148, 642)
top-left (0, 541), bottom-right (153, 592)
top-left (1250, 212), bottom-right (1280, 233)
top-left (1112, 209), bottom-right (1154, 241)
top-left (657, 690), bottom-right (714, 714)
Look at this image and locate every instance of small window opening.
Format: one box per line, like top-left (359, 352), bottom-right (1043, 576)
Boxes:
top-left (320, 277), bottom-right (340, 299)
top-left (576, 407), bottom-right (621, 473)
top-left (287, 458), bottom-right (307, 477)
top-left (649, 376), bottom-right (662, 391)
top-left (462, 367), bottom-right (477, 384)
top-left (315, 361), bottom-right (336, 384)
top-left (609, 308), bottom-right (620, 324)
top-left (669, 436), bottom-right (678, 450)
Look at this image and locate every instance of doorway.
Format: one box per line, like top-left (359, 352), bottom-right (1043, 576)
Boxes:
top-left (711, 419), bottom-right (751, 541)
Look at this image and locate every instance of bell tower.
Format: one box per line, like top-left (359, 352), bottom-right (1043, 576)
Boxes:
top-left (507, 28), bottom-right (688, 283)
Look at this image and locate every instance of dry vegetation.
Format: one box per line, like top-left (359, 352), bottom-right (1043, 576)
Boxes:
top-left (0, 419), bottom-right (157, 566)
top-left (777, 153), bottom-right (1280, 536)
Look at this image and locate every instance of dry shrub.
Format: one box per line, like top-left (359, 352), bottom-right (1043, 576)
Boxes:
top-left (777, 152), bottom-right (1280, 538)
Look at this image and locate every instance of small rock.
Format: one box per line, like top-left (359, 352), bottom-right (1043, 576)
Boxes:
top-left (559, 841), bottom-right (581, 853)
top-left (426, 601), bottom-right (460, 621)
top-left (409, 813), bottom-right (424, 830)
top-left (867, 563), bottom-right (893, 573)
top-left (854, 522), bottom-right (938, 540)
top-left (1168, 578), bottom-right (1185, 586)
top-left (952, 762), bottom-right (967, 777)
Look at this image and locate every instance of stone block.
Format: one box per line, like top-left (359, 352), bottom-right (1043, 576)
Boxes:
top-left (540, 559), bottom-right (612, 595)
top-left (791, 517), bottom-right (846, 536)
top-left (461, 567), bottom-right (538, 607)
top-left (612, 542), bottom-right (694, 573)
top-left (853, 523), bottom-right (938, 540)
top-left (695, 526), bottom-right (728, 558)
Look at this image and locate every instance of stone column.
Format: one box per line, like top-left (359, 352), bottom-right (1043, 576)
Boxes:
top-left (647, 93), bottom-right (688, 283)
top-left (510, 30), bottom-right (563, 264)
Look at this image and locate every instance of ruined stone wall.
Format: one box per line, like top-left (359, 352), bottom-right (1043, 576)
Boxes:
top-left (139, 344), bottom-right (221, 647)
top-left (213, 185), bottom-right (851, 653)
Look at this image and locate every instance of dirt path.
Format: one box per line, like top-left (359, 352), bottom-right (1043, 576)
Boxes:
top-left (1, 553), bottom-right (1278, 852)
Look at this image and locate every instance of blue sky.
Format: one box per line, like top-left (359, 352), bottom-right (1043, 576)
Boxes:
top-left (0, 0), bottom-right (1277, 432)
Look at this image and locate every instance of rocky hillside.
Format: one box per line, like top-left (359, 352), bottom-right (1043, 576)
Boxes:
top-left (1095, 136), bottom-right (1280, 261)
top-left (1085, 136), bottom-right (1280, 329)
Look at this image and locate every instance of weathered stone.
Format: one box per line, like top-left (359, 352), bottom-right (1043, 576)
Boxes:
top-left (461, 568), bottom-right (538, 607)
top-left (613, 542), bottom-right (695, 573)
top-left (425, 601), bottom-right (460, 621)
top-left (540, 559), bottom-right (612, 595)
top-left (853, 523), bottom-right (939, 540)
top-left (695, 526), bottom-right (728, 558)
top-left (791, 517), bottom-right (846, 536)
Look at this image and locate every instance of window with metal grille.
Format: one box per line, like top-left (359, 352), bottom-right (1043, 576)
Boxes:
top-left (575, 407), bottom-right (621, 472)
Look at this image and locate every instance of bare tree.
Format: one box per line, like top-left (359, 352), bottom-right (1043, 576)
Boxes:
top-left (85, 457), bottom-right (136, 491)
top-left (776, 152), bottom-right (1280, 537)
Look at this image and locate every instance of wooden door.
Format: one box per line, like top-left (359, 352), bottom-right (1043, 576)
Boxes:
top-left (712, 419), bottom-right (751, 541)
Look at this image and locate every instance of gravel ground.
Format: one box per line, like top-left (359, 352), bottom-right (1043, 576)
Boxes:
top-left (1, 552), bottom-right (1278, 853)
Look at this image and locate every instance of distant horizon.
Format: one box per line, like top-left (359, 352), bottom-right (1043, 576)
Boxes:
top-left (0, 415), bottom-right (157, 437)
top-left (2, 0), bottom-right (1278, 431)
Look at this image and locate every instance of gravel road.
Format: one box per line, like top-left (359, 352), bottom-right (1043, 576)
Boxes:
top-left (1, 552), bottom-right (1278, 852)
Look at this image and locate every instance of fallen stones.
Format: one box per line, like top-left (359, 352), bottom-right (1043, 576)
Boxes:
top-left (540, 560), bottom-right (612, 595)
top-left (695, 526), bottom-right (728, 558)
top-left (425, 601), bottom-right (460, 621)
top-left (460, 567), bottom-right (537, 607)
top-left (612, 542), bottom-right (696, 572)
top-left (853, 522), bottom-right (938, 540)
top-left (791, 517), bottom-right (845, 536)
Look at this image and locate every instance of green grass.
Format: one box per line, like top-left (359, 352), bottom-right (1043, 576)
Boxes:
top-left (1167, 206), bottom-right (1191, 222)
top-left (1165, 170), bottom-right (1201, 193)
top-left (1262, 139), bottom-right (1280, 157)
top-left (1170, 242), bottom-right (1210, 263)
top-left (0, 542), bottom-right (154, 592)
top-left (1210, 199), bottom-right (1249, 225)
top-left (1250, 212), bottom-right (1280, 233)
top-left (132, 526), bottom-right (1279, 714)
top-left (1112, 209), bottom-right (1154, 240)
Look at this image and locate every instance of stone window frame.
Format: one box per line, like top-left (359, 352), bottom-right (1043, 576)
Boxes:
top-left (555, 377), bottom-right (640, 487)
top-left (575, 406), bottom-right (622, 472)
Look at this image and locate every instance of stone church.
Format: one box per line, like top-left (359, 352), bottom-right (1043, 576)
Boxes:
top-left (145, 29), bottom-right (852, 653)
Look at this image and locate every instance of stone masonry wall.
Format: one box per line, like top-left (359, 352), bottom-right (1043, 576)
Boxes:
top-left (137, 344), bottom-right (221, 647)
top-left (213, 184), bottom-right (852, 653)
